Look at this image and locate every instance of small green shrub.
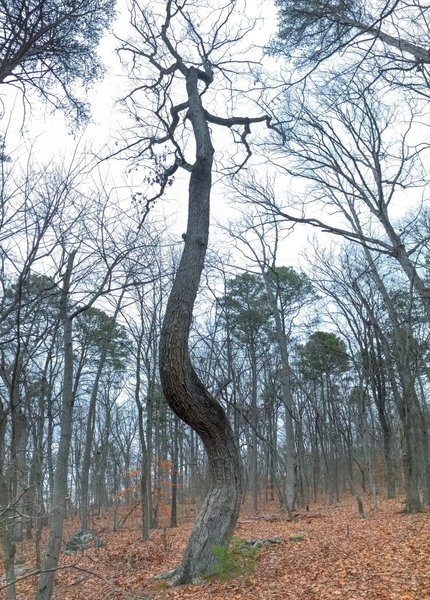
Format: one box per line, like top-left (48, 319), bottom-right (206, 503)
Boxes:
top-left (211, 538), bottom-right (258, 581)
top-left (289, 533), bottom-right (305, 542)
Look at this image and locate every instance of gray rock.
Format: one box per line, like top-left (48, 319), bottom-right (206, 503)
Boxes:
top-left (64, 528), bottom-right (107, 554)
top-left (245, 536), bottom-right (281, 548)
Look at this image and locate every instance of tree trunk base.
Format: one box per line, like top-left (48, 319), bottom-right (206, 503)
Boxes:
top-left (154, 568), bottom-right (204, 586)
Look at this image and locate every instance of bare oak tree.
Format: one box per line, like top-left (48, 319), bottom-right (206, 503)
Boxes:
top-left (260, 80), bottom-right (430, 324)
top-left (119, 0), bottom-right (274, 584)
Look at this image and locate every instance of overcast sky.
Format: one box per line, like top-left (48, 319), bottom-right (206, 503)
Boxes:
top-left (1, 0), bottom-right (318, 271)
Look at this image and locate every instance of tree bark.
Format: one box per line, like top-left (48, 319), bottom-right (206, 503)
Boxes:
top-left (261, 269), bottom-right (296, 517)
top-left (249, 346), bottom-right (258, 515)
top-left (134, 327), bottom-right (150, 540)
top-left (170, 415), bottom-right (179, 528)
top-left (0, 400), bottom-right (17, 600)
top-left (80, 295), bottom-right (124, 530)
top-left (158, 67), bottom-right (242, 584)
top-left (37, 251), bottom-right (76, 600)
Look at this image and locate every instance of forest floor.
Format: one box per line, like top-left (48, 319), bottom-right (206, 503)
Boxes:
top-left (3, 496), bottom-right (430, 600)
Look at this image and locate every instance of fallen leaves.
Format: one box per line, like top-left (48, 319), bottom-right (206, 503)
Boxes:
top-left (3, 496), bottom-right (430, 600)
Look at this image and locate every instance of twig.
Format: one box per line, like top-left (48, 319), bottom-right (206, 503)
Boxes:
top-left (0, 560), bottom-right (149, 599)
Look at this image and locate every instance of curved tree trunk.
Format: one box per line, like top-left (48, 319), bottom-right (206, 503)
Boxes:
top-left (159, 67), bottom-right (242, 585)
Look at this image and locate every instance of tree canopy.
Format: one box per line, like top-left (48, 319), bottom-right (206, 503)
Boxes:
top-left (0, 0), bottom-right (116, 118)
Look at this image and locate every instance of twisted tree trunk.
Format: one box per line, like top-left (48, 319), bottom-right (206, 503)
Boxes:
top-left (159, 67), bottom-right (242, 584)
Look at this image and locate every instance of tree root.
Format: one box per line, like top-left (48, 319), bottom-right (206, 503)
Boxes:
top-left (153, 567), bottom-right (204, 586)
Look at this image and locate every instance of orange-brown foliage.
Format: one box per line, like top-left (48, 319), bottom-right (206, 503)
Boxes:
top-left (2, 497), bottom-right (430, 599)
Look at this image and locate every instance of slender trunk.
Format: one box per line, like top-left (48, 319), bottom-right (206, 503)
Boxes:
top-left (170, 416), bottom-right (179, 528)
top-left (250, 346), bottom-right (258, 515)
top-left (135, 329), bottom-right (150, 540)
top-left (358, 386), bottom-right (378, 510)
top-left (145, 388), bottom-right (155, 527)
top-left (46, 402), bottom-right (54, 503)
top-left (371, 335), bottom-right (396, 498)
top-left (189, 430), bottom-right (196, 504)
top-left (11, 402), bottom-right (28, 544)
top-left (357, 241), bottom-right (422, 512)
top-left (385, 356), bottom-right (422, 512)
top-left (261, 269), bottom-right (296, 516)
top-left (80, 405), bottom-right (96, 529)
top-left (80, 296), bottom-right (124, 529)
top-left (419, 387), bottom-right (430, 507)
top-left (421, 421), bottom-right (430, 507)
top-left (0, 400), bottom-right (17, 600)
top-left (37, 251), bottom-right (76, 600)
top-left (96, 401), bottom-right (111, 513)
top-left (399, 391), bottom-right (422, 513)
